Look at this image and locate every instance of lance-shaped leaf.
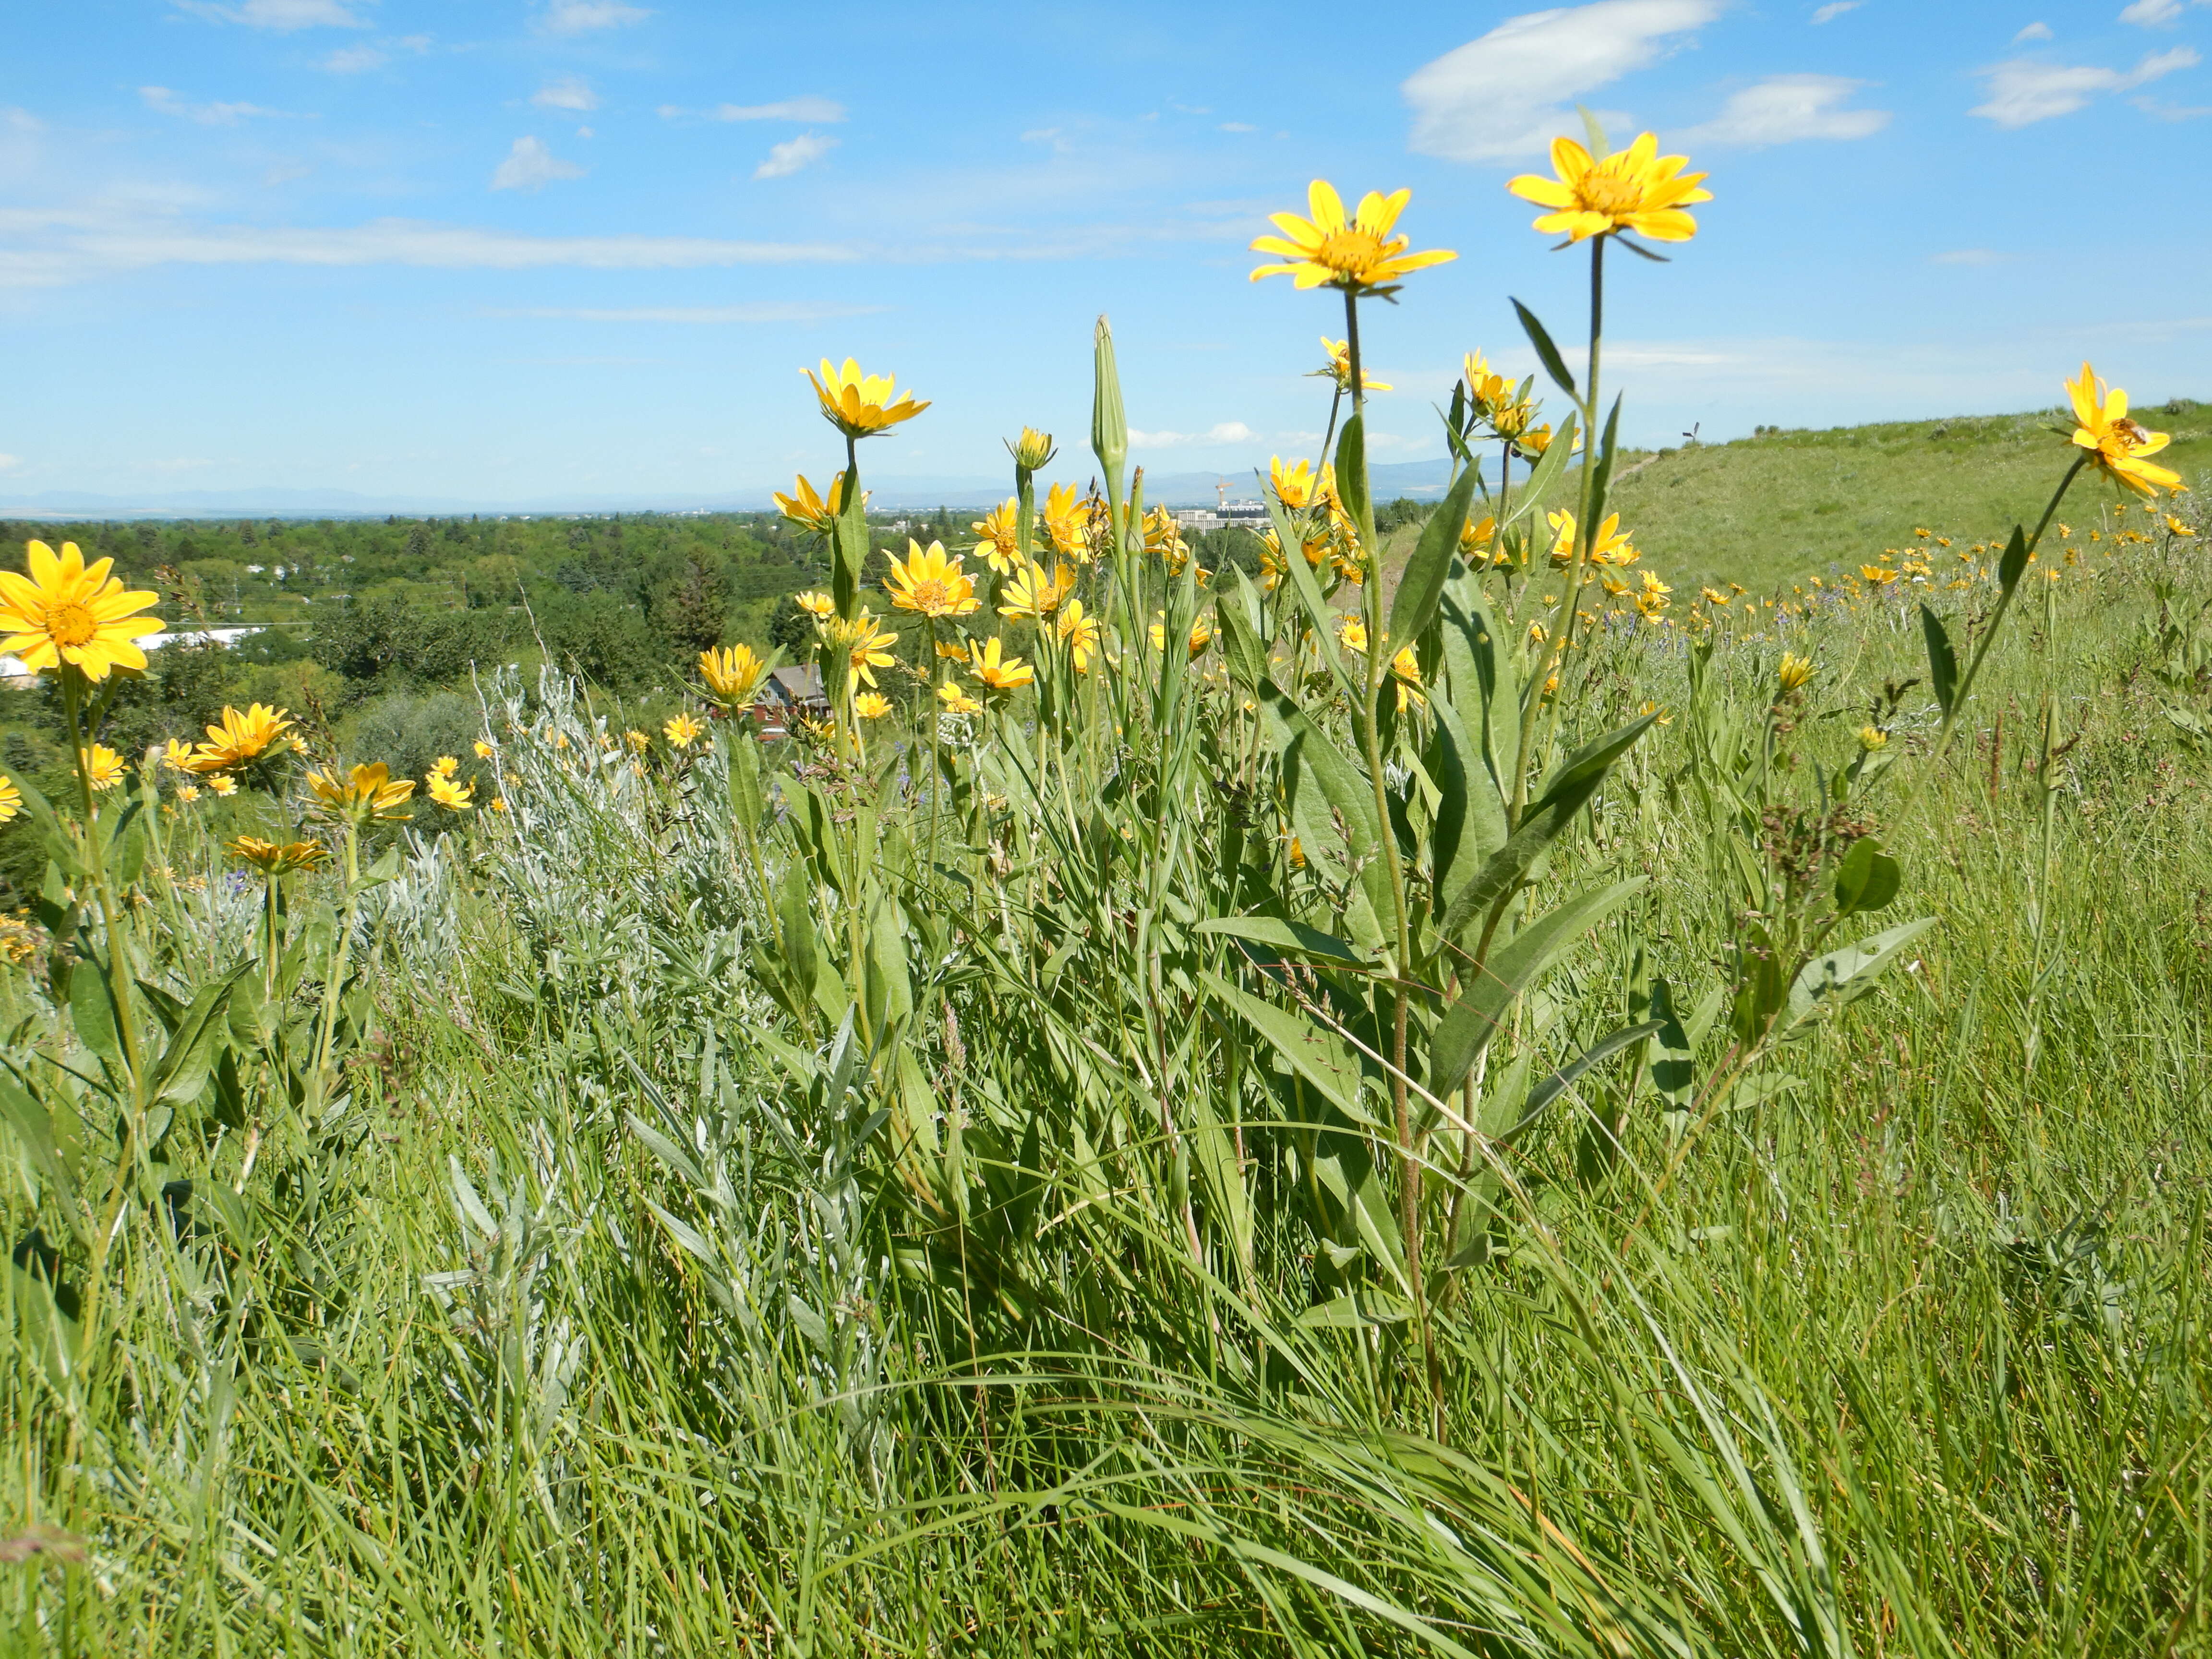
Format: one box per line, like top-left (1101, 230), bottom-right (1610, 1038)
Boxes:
top-left (1437, 712), bottom-right (1656, 945)
top-left (1264, 493), bottom-right (1361, 704)
top-left (1832, 836), bottom-right (1901, 919)
top-left (1335, 412), bottom-right (1374, 551)
top-left (1920, 604), bottom-right (1958, 719)
top-left (1215, 570), bottom-right (1271, 690)
top-left (1496, 411), bottom-right (1579, 537)
top-left (1258, 685), bottom-right (1391, 950)
top-left (1197, 914), bottom-right (1370, 968)
top-left (1430, 877), bottom-right (1647, 1099)
top-left (1513, 299), bottom-right (1577, 400)
top-left (1491, 1018), bottom-right (1665, 1146)
top-left (1387, 454), bottom-right (1482, 654)
top-left (1201, 970), bottom-right (1382, 1129)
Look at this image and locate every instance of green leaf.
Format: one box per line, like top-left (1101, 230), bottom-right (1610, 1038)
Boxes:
top-left (1265, 495), bottom-right (1360, 705)
top-left (1436, 714), bottom-right (1655, 944)
top-left (1258, 687), bottom-right (1390, 951)
top-left (1493, 1019), bottom-right (1665, 1146)
top-left (1334, 413), bottom-right (1370, 540)
top-left (148, 963), bottom-right (252, 1107)
top-left (68, 965), bottom-right (124, 1082)
top-left (1779, 916), bottom-right (1936, 1040)
top-left (1512, 300), bottom-right (1577, 400)
top-left (1215, 572), bottom-right (1271, 691)
top-left (1201, 969), bottom-right (1380, 1129)
top-left (1997, 524), bottom-right (2029, 593)
top-left (1832, 837), bottom-right (1901, 918)
top-left (1497, 411), bottom-right (1579, 535)
top-left (1387, 458), bottom-right (1481, 653)
top-left (0, 1081), bottom-right (82, 1218)
top-left (1920, 604), bottom-right (1958, 718)
top-left (1196, 914), bottom-right (1370, 968)
top-left (1585, 396), bottom-right (1623, 530)
top-left (1430, 877), bottom-right (1647, 1098)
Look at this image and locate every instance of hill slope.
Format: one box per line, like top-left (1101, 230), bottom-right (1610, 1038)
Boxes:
top-left (1599, 403), bottom-right (2211, 593)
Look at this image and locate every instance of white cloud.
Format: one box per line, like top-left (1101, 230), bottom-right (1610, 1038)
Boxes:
top-left (322, 44), bottom-right (385, 71)
top-left (532, 78), bottom-right (600, 112)
top-left (541, 0), bottom-right (649, 32)
top-left (0, 455), bottom-right (20, 473)
top-left (0, 210), bottom-right (858, 289)
top-left (172, 0), bottom-right (369, 28)
top-left (1810, 2), bottom-right (1857, 21)
top-left (139, 86), bottom-right (292, 125)
top-left (1676, 74), bottom-right (1889, 146)
top-left (1971, 46), bottom-right (2198, 126)
top-left (1130, 422), bottom-right (1258, 448)
top-left (1219, 121), bottom-right (1257, 132)
top-left (491, 137), bottom-right (586, 191)
top-left (753, 132), bottom-right (836, 179)
top-left (493, 303), bottom-right (884, 323)
top-left (707, 97), bottom-right (844, 123)
top-left (1403, 0), bottom-right (1723, 162)
top-left (2014, 22), bottom-right (2054, 41)
top-left (2119, 0), bottom-right (2184, 24)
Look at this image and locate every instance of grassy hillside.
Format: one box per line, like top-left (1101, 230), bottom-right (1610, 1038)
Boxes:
top-left (1605, 400), bottom-right (2212, 591)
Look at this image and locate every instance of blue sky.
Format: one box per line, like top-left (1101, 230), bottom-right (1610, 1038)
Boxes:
top-left (2, 0), bottom-right (2208, 504)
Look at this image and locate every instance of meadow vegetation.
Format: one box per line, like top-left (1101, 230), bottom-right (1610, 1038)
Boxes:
top-left (2, 135), bottom-right (2210, 1657)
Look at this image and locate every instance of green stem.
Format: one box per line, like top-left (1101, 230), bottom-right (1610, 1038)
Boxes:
top-left (1344, 287), bottom-right (1438, 1416)
top-left (1513, 235), bottom-right (1606, 827)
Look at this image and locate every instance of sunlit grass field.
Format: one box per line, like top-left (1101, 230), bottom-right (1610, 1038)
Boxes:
top-left (4, 142), bottom-right (2212, 1657)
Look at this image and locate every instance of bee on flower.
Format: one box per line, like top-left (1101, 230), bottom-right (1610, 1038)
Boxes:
top-left (2064, 362), bottom-right (2181, 497)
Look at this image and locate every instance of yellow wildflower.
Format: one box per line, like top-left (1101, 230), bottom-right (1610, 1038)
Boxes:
top-left (1776, 653), bottom-right (1814, 693)
top-left (853, 692), bottom-right (892, 720)
top-left (968, 637), bottom-right (1035, 692)
top-left (886, 540), bottom-right (980, 619)
top-left (0, 775), bottom-right (17, 823)
top-left (827, 612), bottom-right (899, 688)
top-left (307, 761), bottom-right (412, 822)
top-left (625, 728), bottom-right (649, 753)
top-left (1462, 349), bottom-right (1515, 415)
top-left (2065, 362), bottom-right (2181, 497)
top-left (162, 737), bottom-right (196, 772)
top-left (699, 643), bottom-right (770, 710)
top-left (662, 713), bottom-right (704, 749)
top-left (804, 358), bottom-right (928, 440)
top-left (1505, 132), bottom-right (1711, 244)
top-left (1008, 427), bottom-right (1056, 469)
top-left (971, 499), bottom-right (1023, 575)
top-left (999, 560), bottom-right (1075, 622)
top-left (795, 589), bottom-right (836, 622)
top-left (936, 681), bottom-right (983, 715)
top-left (1270, 456), bottom-right (1322, 511)
top-left (0, 540), bottom-right (165, 682)
top-left (1336, 615), bottom-right (1369, 654)
top-left (228, 836), bottom-right (327, 875)
top-left (1858, 726), bottom-right (1888, 751)
top-left (1040, 482), bottom-right (1093, 562)
top-left (174, 784), bottom-right (200, 804)
top-left (473, 739), bottom-right (495, 759)
top-left (1317, 337), bottom-right (1391, 393)
top-left (206, 774), bottom-right (238, 797)
top-left (426, 773), bottom-right (474, 811)
top-left (1249, 180), bottom-right (1456, 293)
top-left (772, 471), bottom-right (853, 539)
top-left (432, 755), bottom-right (459, 778)
top-left (1057, 598), bottom-right (1101, 672)
top-left (81, 745), bottom-right (127, 792)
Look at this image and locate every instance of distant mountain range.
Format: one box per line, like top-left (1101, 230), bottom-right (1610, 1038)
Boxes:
top-left (0, 460), bottom-right (1456, 520)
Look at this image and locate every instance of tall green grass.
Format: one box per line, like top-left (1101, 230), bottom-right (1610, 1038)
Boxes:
top-left (5, 521), bottom-right (2208, 1655)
